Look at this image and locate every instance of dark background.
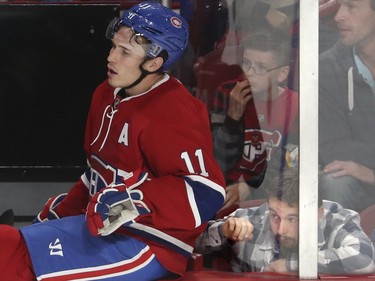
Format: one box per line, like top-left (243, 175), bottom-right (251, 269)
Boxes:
top-left (0, 4), bottom-right (119, 181)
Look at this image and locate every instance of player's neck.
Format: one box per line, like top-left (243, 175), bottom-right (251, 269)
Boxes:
top-left (125, 73), bottom-right (165, 96)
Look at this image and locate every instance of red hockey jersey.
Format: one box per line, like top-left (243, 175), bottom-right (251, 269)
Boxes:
top-left (56, 74), bottom-right (226, 277)
top-left (212, 78), bottom-right (299, 185)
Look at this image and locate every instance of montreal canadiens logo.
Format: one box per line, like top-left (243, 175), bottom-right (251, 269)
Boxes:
top-left (170, 16), bottom-right (182, 28)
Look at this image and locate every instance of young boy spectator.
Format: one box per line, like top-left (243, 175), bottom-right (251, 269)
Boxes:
top-left (319, 0), bottom-right (375, 212)
top-left (195, 169), bottom-right (375, 274)
top-left (0, 3), bottom-right (225, 280)
top-left (211, 26), bottom-right (299, 210)
top-left (191, 0), bottom-right (292, 112)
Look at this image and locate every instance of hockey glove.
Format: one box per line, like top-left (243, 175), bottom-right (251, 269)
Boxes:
top-left (86, 170), bottom-right (150, 236)
top-left (32, 193), bottom-right (67, 223)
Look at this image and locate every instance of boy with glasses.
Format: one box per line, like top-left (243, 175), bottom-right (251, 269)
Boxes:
top-left (211, 27), bottom-right (299, 210)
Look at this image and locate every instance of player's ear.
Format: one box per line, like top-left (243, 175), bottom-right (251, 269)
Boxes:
top-left (145, 57), bottom-right (164, 72)
top-left (277, 65), bottom-right (290, 84)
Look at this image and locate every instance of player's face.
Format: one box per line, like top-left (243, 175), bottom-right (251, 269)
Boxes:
top-left (241, 49), bottom-right (286, 100)
top-left (335, 0), bottom-right (375, 47)
top-left (107, 26), bottom-right (147, 88)
top-left (268, 197), bottom-right (299, 252)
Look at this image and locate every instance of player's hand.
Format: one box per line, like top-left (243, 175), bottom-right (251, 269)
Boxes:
top-left (323, 160), bottom-right (375, 184)
top-left (33, 193), bottom-right (67, 223)
top-left (221, 217), bottom-right (253, 242)
top-left (86, 170), bottom-right (150, 236)
top-left (227, 80), bottom-right (252, 121)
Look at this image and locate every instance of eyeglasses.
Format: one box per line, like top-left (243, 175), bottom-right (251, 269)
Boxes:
top-left (241, 59), bottom-right (285, 75)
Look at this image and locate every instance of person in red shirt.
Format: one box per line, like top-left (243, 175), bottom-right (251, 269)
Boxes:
top-left (211, 26), bottom-right (299, 210)
top-left (0, 2), bottom-right (225, 280)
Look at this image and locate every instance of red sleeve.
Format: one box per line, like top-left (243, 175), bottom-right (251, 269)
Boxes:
top-left (55, 177), bottom-right (90, 217)
top-left (138, 96), bottom-right (226, 230)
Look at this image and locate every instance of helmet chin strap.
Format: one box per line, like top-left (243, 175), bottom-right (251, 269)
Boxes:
top-left (123, 58), bottom-right (159, 90)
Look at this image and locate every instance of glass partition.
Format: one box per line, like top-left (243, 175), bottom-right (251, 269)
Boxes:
top-left (183, 0), bottom-right (375, 277)
top-left (179, 0), bottom-right (304, 276)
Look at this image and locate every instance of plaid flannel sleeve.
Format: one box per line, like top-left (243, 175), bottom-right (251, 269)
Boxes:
top-left (318, 207), bottom-right (375, 274)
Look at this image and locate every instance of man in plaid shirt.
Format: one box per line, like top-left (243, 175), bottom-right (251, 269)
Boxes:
top-left (195, 169), bottom-right (375, 274)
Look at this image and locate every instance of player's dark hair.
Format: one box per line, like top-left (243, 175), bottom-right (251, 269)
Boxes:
top-left (265, 169), bottom-right (323, 208)
top-left (242, 26), bottom-right (291, 67)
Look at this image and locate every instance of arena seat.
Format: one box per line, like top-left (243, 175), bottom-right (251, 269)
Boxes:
top-left (359, 204), bottom-right (375, 243)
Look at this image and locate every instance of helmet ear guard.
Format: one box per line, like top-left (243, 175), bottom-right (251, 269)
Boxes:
top-left (148, 43), bottom-right (163, 58)
top-left (105, 17), bottom-right (164, 60)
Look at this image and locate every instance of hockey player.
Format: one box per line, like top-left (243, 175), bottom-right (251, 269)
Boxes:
top-left (0, 2), bottom-right (225, 280)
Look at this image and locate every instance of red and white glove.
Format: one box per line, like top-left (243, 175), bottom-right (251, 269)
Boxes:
top-left (86, 170), bottom-right (150, 236)
top-left (33, 193), bottom-right (67, 223)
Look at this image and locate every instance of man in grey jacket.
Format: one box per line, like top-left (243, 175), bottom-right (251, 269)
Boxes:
top-left (319, 0), bottom-right (375, 211)
top-left (195, 169), bottom-right (375, 274)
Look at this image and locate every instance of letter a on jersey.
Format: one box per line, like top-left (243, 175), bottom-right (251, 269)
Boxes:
top-left (118, 123), bottom-right (129, 146)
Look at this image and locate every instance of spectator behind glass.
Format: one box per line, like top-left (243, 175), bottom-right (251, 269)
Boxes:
top-left (195, 169), bottom-right (375, 274)
top-left (190, 0), bottom-right (292, 113)
top-left (211, 26), bottom-right (299, 211)
top-left (319, 0), bottom-right (375, 212)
